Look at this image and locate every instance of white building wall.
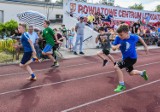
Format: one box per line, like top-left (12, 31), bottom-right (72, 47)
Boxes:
top-left (63, 0), bottom-right (99, 49)
top-left (0, 2), bottom-right (63, 23)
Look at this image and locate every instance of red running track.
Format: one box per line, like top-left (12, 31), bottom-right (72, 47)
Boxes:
top-left (0, 48), bottom-right (160, 112)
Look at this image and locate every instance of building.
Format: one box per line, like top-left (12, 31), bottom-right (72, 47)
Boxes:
top-left (0, 0), bottom-right (63, 23)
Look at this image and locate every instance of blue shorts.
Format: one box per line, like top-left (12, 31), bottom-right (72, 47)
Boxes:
top-left (21, 51), bottom-right (32, 64)
top-left (42, 44), bottom-right (53, 53)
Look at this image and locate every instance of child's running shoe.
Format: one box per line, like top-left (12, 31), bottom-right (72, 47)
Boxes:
top-left (27, 76), bottom-right (37, 81)
top-left (141, 70), bottom-right (148, 80)
top-left (39, 58), bottom-right (45, 63)
top-left (114, 84), bottom-right (126, 92)
top-left (51, 61), bottom-right (59, 67)
top-left (103, 59), bottom-right (108, 66)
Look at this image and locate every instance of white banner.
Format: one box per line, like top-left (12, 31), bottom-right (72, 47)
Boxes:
top-left (68, 1), bottom-right (160, 23)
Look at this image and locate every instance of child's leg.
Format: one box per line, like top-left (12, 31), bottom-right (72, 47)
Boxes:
top-left (107, 54), bottom-right (115, 64)
top-left (71, 38), bottom-right (74, 49)
top-left (97, 51), bottom-right (108, 66)
top-left (20, 52), bottom-right (36, 80)
top-left (24, 59), bottom-right (33, 65)
top-left (48, 54), bottom-right (56, 63)
top-left (129, 70), bottom-right (148, 80)
top-left (114, 64), bottom-right (124, 83)
top-left (97, 51), bottom-right (106, 60)
top-left (125, 58), bottom-right (148, 81)
top-left (20, 64), bottom-right (36, 79)
top-left (114, 60), bottom-right (126, 92)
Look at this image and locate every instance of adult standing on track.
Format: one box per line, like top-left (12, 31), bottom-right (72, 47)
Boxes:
top-left (74, 16), bottom-right (85, 55)
top-left (112, 24), bottom-right (149, 92)
top-left (38, 20), bottom-right (59, 67)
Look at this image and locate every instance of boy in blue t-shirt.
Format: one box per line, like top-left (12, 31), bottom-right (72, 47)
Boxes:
top-left (112, 24), bottom-right (149, 92)
top-left (16, 23), bottom-right (37, 81)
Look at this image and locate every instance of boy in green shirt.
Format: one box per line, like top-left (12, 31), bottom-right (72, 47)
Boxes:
top-left (39, 20), bottom-right (59, 67)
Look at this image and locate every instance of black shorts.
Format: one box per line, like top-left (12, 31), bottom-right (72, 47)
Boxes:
top-left (52, 44), bottom-right (59, 51)
top-left (117, 58), bottom-right (137, 73)
top-left (102, 49), bottom-right (110, 55)
top-left (21, 51), bottom-right (32, 64)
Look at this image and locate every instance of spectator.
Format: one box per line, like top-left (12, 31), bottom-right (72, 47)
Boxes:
top-left (11, 28), bottom-right (22, 60)
top-left (68, 28), bottom-right (75, 51)
top-left (131, 20), bottom-right (141, 34)
top-left (158, 25), bottom-right (160, 38)
top-left (74, 16), bottom-right (85, 55)
top-left (102, 14), bottom-right (113, 24)
top-left (87, 12), bottom-right (95, 29)
top-left (27, 25), bottom-right (41, 59)
top-left (60, 24), bottom-right (68, 48)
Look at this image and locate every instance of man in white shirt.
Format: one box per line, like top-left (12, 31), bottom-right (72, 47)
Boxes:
top-left (27, 25), bottom-right (41, 58)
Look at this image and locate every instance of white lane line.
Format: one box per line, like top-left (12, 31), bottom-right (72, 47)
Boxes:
top-left (61, 79), bottom-right (160, 112)
top-left (0, 52), bottom-right (159, 77)
top-left (0, 62), bottom-right (96, 77)
top-left (0, 61), bottom-right (160, 96)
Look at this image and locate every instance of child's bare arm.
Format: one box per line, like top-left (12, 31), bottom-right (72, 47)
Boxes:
top-left (112, 44), bottom-right (121, 51)
top-left (95, 36), bottom-right (99, 44)
top-left (28, 39), bottom-right (36, 57)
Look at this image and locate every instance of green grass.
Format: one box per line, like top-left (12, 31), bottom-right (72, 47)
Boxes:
top-left (0, 52), bottom-right (22, 64)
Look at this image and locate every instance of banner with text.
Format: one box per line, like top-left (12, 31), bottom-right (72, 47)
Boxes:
top-left (68, 1), bottom-right (160, 23)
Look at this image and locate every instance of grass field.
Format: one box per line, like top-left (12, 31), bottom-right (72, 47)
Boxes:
top-left (0, 52), bottom-right (22, 64)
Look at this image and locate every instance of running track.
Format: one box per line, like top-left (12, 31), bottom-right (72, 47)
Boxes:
top-left (0, 48), bottom-right (160, 112)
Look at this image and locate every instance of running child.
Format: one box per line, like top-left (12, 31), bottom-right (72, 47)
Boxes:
top-left (38, 20), bottom-right (60, 67)
top-left (96, 27), bottom-right (116, 66)
top-left (112, 23), bottom-right (149, 92)
top-left (16, 23), bottom-right (37, 81)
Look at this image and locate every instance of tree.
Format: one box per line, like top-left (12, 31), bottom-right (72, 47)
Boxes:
top-left (129, 3), bottom-right (144, 10)
top-left (0, 23), bottom-right (5, 39)
top-left (155, 5), bottom-right (160, 12)
top-left (4, 20), bottom-right (18, 36)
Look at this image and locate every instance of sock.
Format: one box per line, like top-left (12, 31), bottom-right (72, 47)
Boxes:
top-left (31, 74), bottom-right (35, 78)
top-left (32, 58), bottom-right (38, 62)
top-left (140, 71), bottom-right (144, 76)
top-left (119, 81), bottom-right (125, 86)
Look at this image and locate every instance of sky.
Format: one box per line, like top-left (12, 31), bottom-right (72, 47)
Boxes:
top-left (50, 0), bottom-right (160, 11)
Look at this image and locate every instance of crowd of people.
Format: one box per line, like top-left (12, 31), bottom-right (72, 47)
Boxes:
top-left (73, 12), bottom-right (160, 46)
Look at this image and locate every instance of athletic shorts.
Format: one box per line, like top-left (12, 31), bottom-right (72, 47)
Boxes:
top-left (52, 44), bottom-right (59, 51)
top-left (21, 51), bottom-right (32, 64)
top-left (42, 44), bottom-right (53, 53)
top-left (116, 58), bottom-right (137, 73)
top-left (102, 49), bottom-right (110, 55)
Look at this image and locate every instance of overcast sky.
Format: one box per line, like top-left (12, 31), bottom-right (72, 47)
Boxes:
top-left (51, 0), bottom-right (160, 11)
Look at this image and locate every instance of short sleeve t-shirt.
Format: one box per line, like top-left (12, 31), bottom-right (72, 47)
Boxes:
top-left (106, 14), bottom-right (113, 21)
top-left (42, 27), bottom-right (55, 46)
top-left (76, 22), bottom-right (85, 35)
top-left (68, 31), bottom-right (75, 39)
top-left (21, 32), bottom-right (32, 52)
top-left (112, 34), bottom-right (139, 60)
top-left (98, 33), bottom-right (111, 50)
top-left (132, 23), bottom-right (140, 33)
top-left (27, 32), bottom-right (39, 44)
